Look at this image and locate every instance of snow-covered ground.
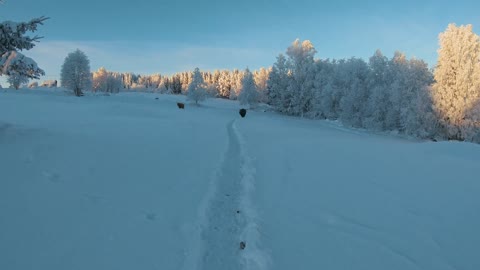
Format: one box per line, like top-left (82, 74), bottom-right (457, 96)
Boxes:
top-left (1, 88), bottom-right (479, 270)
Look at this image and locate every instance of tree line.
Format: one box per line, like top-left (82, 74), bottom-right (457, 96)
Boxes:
top-left (1, 12), bottom-right (479, 143)
top-left (265, 25), bottom-right (480, 142)
top-left (88, 66), bottom-right (270, 102)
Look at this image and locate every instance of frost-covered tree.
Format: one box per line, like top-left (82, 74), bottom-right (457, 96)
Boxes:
top-left (364, 50), bottom-right (390, 130)
top-left (229, 69), bottom-right (244, 100)
top-left (253, 67), bottom-right (270, 103)
top-left (310, 59), bottom-right (335, 118)
top-left (398, 57), bottom-right (434, 132)
top-left (1, 16), bottom-right (47, 79)
top-left (263, 39), bottom-right (317, 116)
top-left (217, 70), bottom-right (232, 98)
top-left (149, 74), bottom-right (162, 89)
top-left (187, 67), bottom-right (207, 104)
top-left (431, 24), bottom-right (480, 140)
top-left (404, 86), bottom-right (440, 139)
top-left (267, 40), bottom-right (440, 140)
top-left (238, 68), bottom-right (258, 106)
top-left (464, 101), bottom-right (480, 142)
top-left (93, 67), bottom-right (122, 93)
top-left (92, 67), bottom-right (108, 92)
top-left (337, 58), bottom-right (370, 127)
top-left (171, 74), bottom-right (182, 94)
top-left (180, 72), bottom-right (192, 93)
top-left (384, 52), bottom-right (408, 130)
top-left (60, 49), bottom-right (91, 96)
top-left (1, 51), bottom-right (44, 80)
top-left (286, 39), bottom-right (317, 116)
top-left (267, 54), bottom-right (290, 111)
top-left (122, 73), bottom-right (134, 89)
top-left (7, 72), bottom-right (28, 89)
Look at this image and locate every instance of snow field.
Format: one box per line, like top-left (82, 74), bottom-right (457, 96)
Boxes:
top-left (1, 89), bottom-right (480, 270)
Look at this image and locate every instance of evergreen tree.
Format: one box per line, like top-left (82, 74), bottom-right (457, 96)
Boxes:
top-left (1, 16), bottom-right (47, 79)
top-left (1, 51), bottom-right (44, 80)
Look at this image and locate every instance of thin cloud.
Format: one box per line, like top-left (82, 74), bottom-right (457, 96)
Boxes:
top-left (22, 40), bottom-right (278, 81)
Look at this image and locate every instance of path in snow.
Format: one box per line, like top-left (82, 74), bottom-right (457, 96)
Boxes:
top-left (196, 120), bottom-right (269, 270)
top-left (200, 120), bottom-right (246, 270)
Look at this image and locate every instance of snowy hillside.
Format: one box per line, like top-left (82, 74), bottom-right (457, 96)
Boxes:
top-left (1, 89), bottom-right (479, 270)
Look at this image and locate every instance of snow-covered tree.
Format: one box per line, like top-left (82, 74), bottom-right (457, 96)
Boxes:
top-left (266, 40), bottom-right (442, 140)
top-left (60, 49), bottom-right (92, 96)
top-left (123, 73), bottom-right (134, 89)
top-left (253, 67), bottom-right (270, 103)
top-left (464, 101), bottom-right (480, 142)
top-left (93, 67), bottom-right (122, 93)
top-left (398, 57), bottom-right (434, 132)
top-left (267, 54), bottom-right (290, 111)
top-left (404, 86), bottom-right (440, 139)
top-left (149, 74), bottom-right (162, 89)
top-left (1, 51), bottom-right (44, 80)
top-left (337, 58), bottom-right (370, 127)
top-left (364, 50), bottom-right (390, 130)
top-left (286, 39), bottom-right (317, 116)
top-left (7, 72), bottom-right (28, 89)
top-left (308, 59), bottom-right (331, 118)
top-left (431, 24), bottom-right (480, 140)
top-left (1, 17), bottom-right (47, 79)
top-left (171, 74), bottom-right (182, 94)
top-left (187, 68), bottom-right (207, 104)
top-left (229, 69), bottom-right (244, 100)
top-left (217, 70), bottom-right (232, 98)
top-left (180, 72), bottom-right (192, 93)
top-left (238, 68), bottom-right (258, 106)
top-left (259, 39), bottom-right (317, 116)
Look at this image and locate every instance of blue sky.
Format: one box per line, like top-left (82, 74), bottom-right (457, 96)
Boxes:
top-left (2, 0), bottom-right (480, 82)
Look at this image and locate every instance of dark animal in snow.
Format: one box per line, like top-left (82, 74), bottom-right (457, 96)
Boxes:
top-left (239, 108), bottom-right (247, 117)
